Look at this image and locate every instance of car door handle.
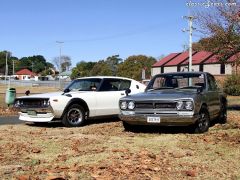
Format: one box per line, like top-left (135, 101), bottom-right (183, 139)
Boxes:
top-left (121, 93), bottom-right (125, 96)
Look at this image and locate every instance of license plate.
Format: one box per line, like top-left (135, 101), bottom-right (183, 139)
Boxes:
top-left (27, 110), bottom-right (37, 116)
top-left (147, 116), bottom-right (160, 123)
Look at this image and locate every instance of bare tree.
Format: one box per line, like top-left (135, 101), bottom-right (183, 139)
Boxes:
top-left (52, 55), bottom-right (72, 72)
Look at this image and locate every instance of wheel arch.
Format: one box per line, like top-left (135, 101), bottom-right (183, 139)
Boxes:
top-left (61, 98), bottom-right (89, 119)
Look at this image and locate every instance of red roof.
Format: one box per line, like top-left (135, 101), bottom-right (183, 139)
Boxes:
top-left (165, 51), bottom-right (196, 66)
top-left (152, 53), bottom-right (180, 67)
top-left (228, 53), bottom-right (240, 63)
top-left (181, 51), bottom-right (213, 65)
top-left (16, 69), bottom-right (36, 76)
top-left (204, 54), bottom-right (221, 64)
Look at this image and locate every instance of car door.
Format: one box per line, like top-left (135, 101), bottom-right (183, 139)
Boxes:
top-left (206, 74), bottom-right (221, 117)
top-left (95, 78), bottom-right (131, 116)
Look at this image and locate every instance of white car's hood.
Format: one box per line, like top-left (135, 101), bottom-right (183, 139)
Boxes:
top-left (17, 91), bottom-right (91, 99)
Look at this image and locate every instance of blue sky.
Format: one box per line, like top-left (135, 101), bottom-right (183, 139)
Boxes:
top-left (0, 0), bottom-right (201, 67)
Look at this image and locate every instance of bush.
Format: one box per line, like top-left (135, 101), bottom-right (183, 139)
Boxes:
top-left (223, 75), bottom-right (240, 96)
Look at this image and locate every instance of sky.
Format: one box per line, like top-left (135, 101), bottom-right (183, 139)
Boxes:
top-left (0, 0), bottom-right (203, 67)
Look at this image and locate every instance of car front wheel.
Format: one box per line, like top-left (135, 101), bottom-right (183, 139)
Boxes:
top-left (193, 107), bottom-right (210, 133)
top-left (218, 102), bottom-right (227, 124)
top-left (62, 104), bottom-right (85, 127)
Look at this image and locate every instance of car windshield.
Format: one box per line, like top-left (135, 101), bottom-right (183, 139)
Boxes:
top-left (65, 78), bottom-right (102, 91)
top-left (147, 73), bottom-right (206, 91)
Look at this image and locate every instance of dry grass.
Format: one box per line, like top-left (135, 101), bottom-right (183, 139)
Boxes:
top-left (0, 112), bottom-right (239, 179)
top-left (0, 86), bottom-right (240, 179)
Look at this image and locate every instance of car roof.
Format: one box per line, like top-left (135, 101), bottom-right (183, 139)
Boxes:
top-left (76, 76), bottom-right (135, 81)
top-left (156, 71), bottom-right (208, 76)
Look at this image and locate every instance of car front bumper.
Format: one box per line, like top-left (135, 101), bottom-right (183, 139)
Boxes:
top-left (119, 111), bottom-right (199, 126)
top-left (18, 107), bottom-right (55, 122)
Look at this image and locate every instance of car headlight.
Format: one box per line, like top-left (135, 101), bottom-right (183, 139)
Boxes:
top-left (14, 100), bottom-right (20, 107)
top-left (176, 101), bottom-right (183, 110)
top-left (128, 101), bottom-right (135, 110)
top-left (185, 101), bottom-right (193, 110)
top-left (120, 101), bottom-right (128, 110)
top-left (43, 99), bottom-right (50, 106)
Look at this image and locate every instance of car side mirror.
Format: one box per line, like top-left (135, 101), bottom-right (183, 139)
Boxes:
top-left (125, 88), bottom-right (131, 96)
top-left (25, 90), bottom-right (30, 96)
top-left (63, 88), bottom-right (70, 93)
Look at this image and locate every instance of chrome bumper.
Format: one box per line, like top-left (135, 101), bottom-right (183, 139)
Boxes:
top-left (119, 111), bottom-right (199, 126)
top-left (18, 106), bottom-right (55, 122)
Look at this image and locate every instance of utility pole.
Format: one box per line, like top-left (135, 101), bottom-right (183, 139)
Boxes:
top-left (5, 52), bottom-right (8, 84)
top-left (183, 15), bottom-right (196, 85)
top-left (56, 41), bottom-right (64, 88)
top-left (12, 60), bottom-right (15, 76)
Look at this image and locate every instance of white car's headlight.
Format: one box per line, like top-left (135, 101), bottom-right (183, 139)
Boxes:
top-left (176, 101), bottom-right (183, 110)
top-left (128, 101), bottom-right (135, 110)
top-left (120, 101), bottom-right (128, 110)
top-left (185, 101), bottom-right (193, 110)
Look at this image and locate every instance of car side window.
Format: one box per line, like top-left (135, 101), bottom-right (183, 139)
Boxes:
top-left (119, 80), bottom-right (131, 90)
top-left (99, 79), bottom-right (121, 91)
top-left (207, 75), bottom-right (217, 91)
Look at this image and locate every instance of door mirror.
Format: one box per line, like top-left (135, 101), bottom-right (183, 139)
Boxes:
top-left (125, 88), bottom-right (131, 96)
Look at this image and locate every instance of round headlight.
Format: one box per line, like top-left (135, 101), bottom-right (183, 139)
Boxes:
top-left (176, 101), bottom-right (183, 110)
top-left (128, 101), bottom-right (135, 110)
top-left (185, 101), bottom-right (193, 110)
top-left (120, 101), bottom-right (127, 110)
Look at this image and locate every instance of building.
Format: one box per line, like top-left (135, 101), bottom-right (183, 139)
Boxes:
top-left (152, 51), bottom-right (238, 76)
top-left (15, 69), bottom-right (37, 80)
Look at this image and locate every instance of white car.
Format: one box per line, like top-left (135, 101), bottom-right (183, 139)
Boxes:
top-left (14, 76), bottom-right (146, 127)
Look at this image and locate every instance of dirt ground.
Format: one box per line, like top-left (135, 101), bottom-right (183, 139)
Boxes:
top-left (0, 112), bottom-right (239, 179)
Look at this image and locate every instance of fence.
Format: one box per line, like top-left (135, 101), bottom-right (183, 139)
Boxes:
top-left (0, 80), bottom-right (71, 89)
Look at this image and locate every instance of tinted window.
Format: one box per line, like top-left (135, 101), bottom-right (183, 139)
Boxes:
top-left (207, 75), bottom-right (218, 91)
top-left (66, 78), bottom-right (101, 91)
top-left (99, 79), bottom-right (131, 91)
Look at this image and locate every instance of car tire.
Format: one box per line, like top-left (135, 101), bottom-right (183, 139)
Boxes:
top-left (122, 121), bottom-right (134, 132)
top-left (193, 107), bottom-right (210, 133)
top-left (62, 104), bottom-right (85, 127)
top-left (218, 101), bottom-right (227, 124)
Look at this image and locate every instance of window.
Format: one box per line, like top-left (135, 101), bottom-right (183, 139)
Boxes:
top-left (66, 78), bottom-right (101, 91)
top-left (199, 64), bottom-right (203, 72)
top-left (99, 79), bottom-right (131, 91)
top-left (207, 74), bottom-right (218, 91)
top-left (220, 63), bottom-right (225, 74)
top-left (161, 67), bottom-right (164, 73)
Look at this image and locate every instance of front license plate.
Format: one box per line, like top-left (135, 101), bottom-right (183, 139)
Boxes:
top-left (147, 116), bottom-right (160, 123)
top-left (27, 110), bottom-right (37, 116)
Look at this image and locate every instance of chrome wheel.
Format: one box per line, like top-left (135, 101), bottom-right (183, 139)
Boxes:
top-left (194, 107), bottom-right (210, 133)
top-left (67, 108), bottom-right (83, 125)
top-left (62, 104), bottom-right (86, 127)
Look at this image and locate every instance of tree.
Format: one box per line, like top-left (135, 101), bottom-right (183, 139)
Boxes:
top-left (117, 55), bottom-right (156, 81)
top-left (105, 55), bottom-right (122, 76)
top-left (52, 55), bottom-right (72, 72)
top-left (193, 0), bottom-right (240, 73)
top-left (90, 60), bottom-right (112, 76)
top-left (71, 61), bottom-right (96, 79)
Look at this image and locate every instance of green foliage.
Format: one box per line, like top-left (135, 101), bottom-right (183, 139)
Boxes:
top-left (90, 60), bottom-right (112, 76)
top-left (224, 75), bottom-right (240, 96)
top-left (71, 61), bottom-right (96, 79)
top-left (117, 55), bottom-right (156, 81)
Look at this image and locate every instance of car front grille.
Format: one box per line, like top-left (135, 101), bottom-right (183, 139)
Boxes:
top-left (16, 98), bottom-right (50, 108)
top-left (135, 101), bottom-right (176, 110)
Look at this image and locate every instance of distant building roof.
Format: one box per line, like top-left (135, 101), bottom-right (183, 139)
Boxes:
top-left (164, 51), bottom-right (196, 66)
top-left (59, 70), bottom-right (72, 76)
top-left (181, 51), bottom-right (213, 65)
top-left (152, 51), bottom-right (238, 68)
top-left (16, 69), bottom-right (36, 76)
top-left (153, 53), bottom-right (181, 67)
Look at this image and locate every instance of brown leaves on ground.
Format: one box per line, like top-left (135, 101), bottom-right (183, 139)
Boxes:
top-left (0, 111), bottom-right (239, 179)
top-left (0, 107), bottom-right (18, 116)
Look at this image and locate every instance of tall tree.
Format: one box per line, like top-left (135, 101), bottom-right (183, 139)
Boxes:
top-left (71, 61), bottom-right (96, 79)
top-left (193, 0), bottom-right (240, 73)
top-left (117, 55), bottom-right (156, 81)
top-left (52, 55), bottom-right (72, 72)
top-left (105, 55), bottom-right (122, 76)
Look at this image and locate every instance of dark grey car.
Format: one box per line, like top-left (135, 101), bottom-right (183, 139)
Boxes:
top-left (119, 72), bottom-right (227, 133)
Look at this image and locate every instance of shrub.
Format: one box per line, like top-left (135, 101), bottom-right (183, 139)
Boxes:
top-left (223, 75), bottom-right (240, 96)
